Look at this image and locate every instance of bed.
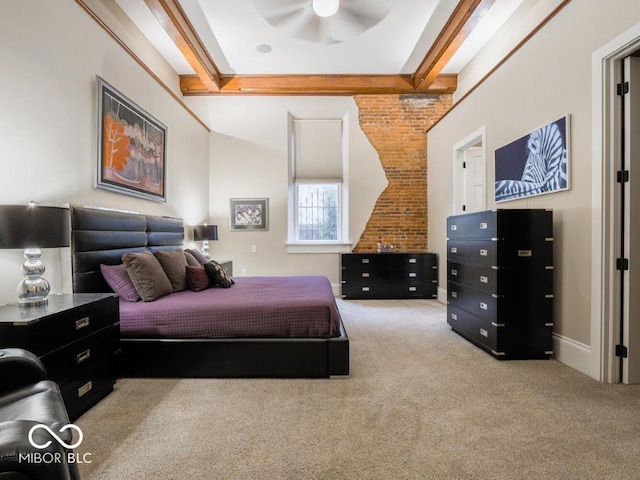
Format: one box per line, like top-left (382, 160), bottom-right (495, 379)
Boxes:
top-left (69, 205), bottom-right (349, 378)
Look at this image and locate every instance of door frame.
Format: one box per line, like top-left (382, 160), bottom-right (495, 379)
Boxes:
top-left (452, 126), bottom-right (486, 215)
top-left (591, 23), bottom-right (640, 383)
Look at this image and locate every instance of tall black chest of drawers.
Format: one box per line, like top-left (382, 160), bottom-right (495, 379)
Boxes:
top-left (446, 209), bottom-right (553, 359)
top-left (341, 253), bottom-right (438, 299)
top-left (0, 293), bottom-right (120, 420)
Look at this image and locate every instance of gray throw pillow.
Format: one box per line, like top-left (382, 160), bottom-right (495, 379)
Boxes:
top-left (154, 249), bottom-right (188, 292)
top-left (122, 252), bottom-right (173, 302)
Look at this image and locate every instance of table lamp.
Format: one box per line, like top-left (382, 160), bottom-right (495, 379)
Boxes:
top-left (0, 203), bottom-right (69, 307)
top-left (193, 224), bottom-right (218, 260)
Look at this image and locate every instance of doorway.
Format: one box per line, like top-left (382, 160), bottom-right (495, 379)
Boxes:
top-left (592, 24), bottom-right (640, 384)
top-left (453, 127), bottom-right (486, 215)
top-left (620, 54), bottom-right (640, 383)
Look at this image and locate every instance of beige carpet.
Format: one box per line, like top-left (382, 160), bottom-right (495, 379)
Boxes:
top-left (75, 299), bottom-right (640, 479)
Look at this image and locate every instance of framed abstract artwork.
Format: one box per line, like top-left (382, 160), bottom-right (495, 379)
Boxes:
top-left (494, 115), bottom-right (570, 203)
top-left (96, 76), bottom-right (167, 202)
top-left (230, 198), bottom-right (269, 231)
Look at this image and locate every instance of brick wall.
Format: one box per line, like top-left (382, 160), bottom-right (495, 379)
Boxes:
top-left (353, 94), bottom-right (453, 252)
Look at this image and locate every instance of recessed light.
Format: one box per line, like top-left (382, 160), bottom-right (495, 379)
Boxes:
top-left (256, 44), bottom-right (272, 53)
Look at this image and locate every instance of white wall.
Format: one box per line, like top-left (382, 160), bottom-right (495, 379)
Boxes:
top-left (184, 96), bottom-right (386, 287)
top-left (427, 0), bottom-right (640, 376)
top-left (0, 0), bottom-right (210, 306)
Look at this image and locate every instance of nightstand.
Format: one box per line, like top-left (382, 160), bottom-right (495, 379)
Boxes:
top-left (0, 293), bottom-right (120, 420)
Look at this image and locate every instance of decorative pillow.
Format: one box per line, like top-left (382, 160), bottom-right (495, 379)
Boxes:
top-left (186, 265), bottom-right (210, 292)
top-left (184, 250), bottom-right (201, 267)
top-left (154, 249), bottom-right (188, 292)
top-left (185, 248), bottom-right (209, 265)
top-left (203, 260), bottom-right (235, 288)
top-left (100, 264), bottom-right (140, 302)
top-left (122, 252), bottom-right (173, 302)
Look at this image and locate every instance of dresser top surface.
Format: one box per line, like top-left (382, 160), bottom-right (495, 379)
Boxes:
top-left (342, 252), bottom-right (434, 255)
top-left (0, 293), bottom-right (115, 324)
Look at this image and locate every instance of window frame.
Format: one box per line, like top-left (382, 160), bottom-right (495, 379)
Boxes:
top-left (286, 114), bottom-right (351, 254)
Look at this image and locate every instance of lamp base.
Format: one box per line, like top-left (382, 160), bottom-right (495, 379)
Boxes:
top-left (16, 248), bottom-right (51, 308)
top-left (18, 298), bottom-right (48, 308)
top-left (202, 240), bottom-right (211, 260)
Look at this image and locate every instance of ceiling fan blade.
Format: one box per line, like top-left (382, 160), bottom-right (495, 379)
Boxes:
top-left (265, 7), bottom-right (315, 33)
top-left (340, 0), bottom-right (392, 25)
top-left (254, 0), bottom-right (310, 18)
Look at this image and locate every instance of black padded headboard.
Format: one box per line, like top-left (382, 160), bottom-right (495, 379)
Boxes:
top-left (70, 205), bottom-right (184, 293)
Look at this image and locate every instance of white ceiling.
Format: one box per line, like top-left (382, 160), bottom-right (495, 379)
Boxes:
top-left (115, 0), bottom-right (525, 78)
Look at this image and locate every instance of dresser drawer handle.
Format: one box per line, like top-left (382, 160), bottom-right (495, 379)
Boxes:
top-left (450, 247), bottom-right (457, 253)
top-left (361, 272), bottom-right (370, 278)
top-left (480, 302), bottom-right (488, 310)
top-left (408, 286), bottom-right (417, 292)
top-left (361, 287), bottom-right (370, 292)
top-left (451, 224), bottom-right (457, 231)
top-left (408, 272), bottom-right (417, 278)
top-left (480, 222), bottom-right (488, 229)
top-left (480, 249), bottom-right (488, 256)
top-left (361, 258), bottom-right (370, 264)
top-left (518, 250), bottom-right (532, 257)
top-left (451, 291), bottom-right (458, 298)
top-left (78, 381), bottom-right (93, 398)
top-left (75, 317), bottom-right (90, 330)
top-left (480, 328), bottom-right (488, 338)
top-left (480, 276), bottom-right (488, 284)
top-left (451, 313), bottom-right (457, 321)
top-left (408, 258), bottom-right (417, 264)
top-left (451, 269), bottom-right (458, 276)
top-left (76, 349), bottom-right (91, 364)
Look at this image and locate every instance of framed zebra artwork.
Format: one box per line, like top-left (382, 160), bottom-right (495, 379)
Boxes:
top-left (494, 115), bottom-right (570, 203)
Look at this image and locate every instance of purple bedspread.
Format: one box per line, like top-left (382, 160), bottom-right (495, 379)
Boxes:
top-left (118, 276), bottom-right (341, 339)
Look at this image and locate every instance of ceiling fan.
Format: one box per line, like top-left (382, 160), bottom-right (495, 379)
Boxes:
top-left (253, 0), bottom-right (393, 44)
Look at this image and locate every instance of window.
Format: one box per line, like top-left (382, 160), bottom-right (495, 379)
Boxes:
top-left (287, 115), bottom-right (350, 252)
top-left (296, 183), bottom-right (339, 241)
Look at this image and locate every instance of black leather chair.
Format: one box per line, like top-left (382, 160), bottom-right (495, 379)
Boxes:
top-left (0, 349), bottom-right (80, 480)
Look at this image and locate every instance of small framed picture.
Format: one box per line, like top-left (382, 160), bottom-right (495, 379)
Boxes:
top-left (230, 198), bottom-right (268, 231)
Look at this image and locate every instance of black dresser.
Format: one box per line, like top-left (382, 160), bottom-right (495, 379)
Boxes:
top-left (341, 253), bottom-right (438, 299)
top-left (0, 293), bottom-right (120, 420)
top-left (446, 209), bottom-right (553, 359)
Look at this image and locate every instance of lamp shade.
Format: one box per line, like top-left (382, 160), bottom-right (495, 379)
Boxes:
top-left (0, 205), bottom-right (69, 249)
top-left (193, 224), bottom-right (218, 242)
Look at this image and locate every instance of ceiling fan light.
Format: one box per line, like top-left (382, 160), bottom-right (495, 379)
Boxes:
top-left (312, 0), bottom-right (339, 18)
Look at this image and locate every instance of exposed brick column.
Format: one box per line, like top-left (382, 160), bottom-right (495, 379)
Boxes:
top-left (353, 94), bottom-right (453, 253)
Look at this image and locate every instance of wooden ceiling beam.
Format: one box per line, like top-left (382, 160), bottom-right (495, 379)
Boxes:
top-left (144, 0), bottom-right (221, 92)
top-left (413, 0), bottom-right (496, 90)
top-left (146, 0), bottom-right (462, 96)
top-left (180, 74), bottom-right (457, 96)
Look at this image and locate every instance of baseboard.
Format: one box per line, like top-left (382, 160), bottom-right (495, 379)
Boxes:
top-left (437, 286), bottom-right (447, 304)
top-left (552, 332), bottom-right (591, 376)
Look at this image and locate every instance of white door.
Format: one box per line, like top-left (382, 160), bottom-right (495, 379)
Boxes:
top-left (464, 147), bottom-right (485, 213)
top-left (622, 56), bottom-right (640, 383)
top-left (455, 145), bottom-right (486, 214)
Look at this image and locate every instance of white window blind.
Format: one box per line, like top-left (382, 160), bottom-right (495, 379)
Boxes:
top-left (293, 119), bottom-right (343, 181)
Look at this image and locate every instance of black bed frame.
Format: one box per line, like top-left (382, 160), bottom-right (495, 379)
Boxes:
top-left (70, 205), bottom-right (349, 378)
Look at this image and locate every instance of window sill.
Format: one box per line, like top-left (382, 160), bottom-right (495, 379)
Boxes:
top-left (286, 242), bottom-right (352, 254)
